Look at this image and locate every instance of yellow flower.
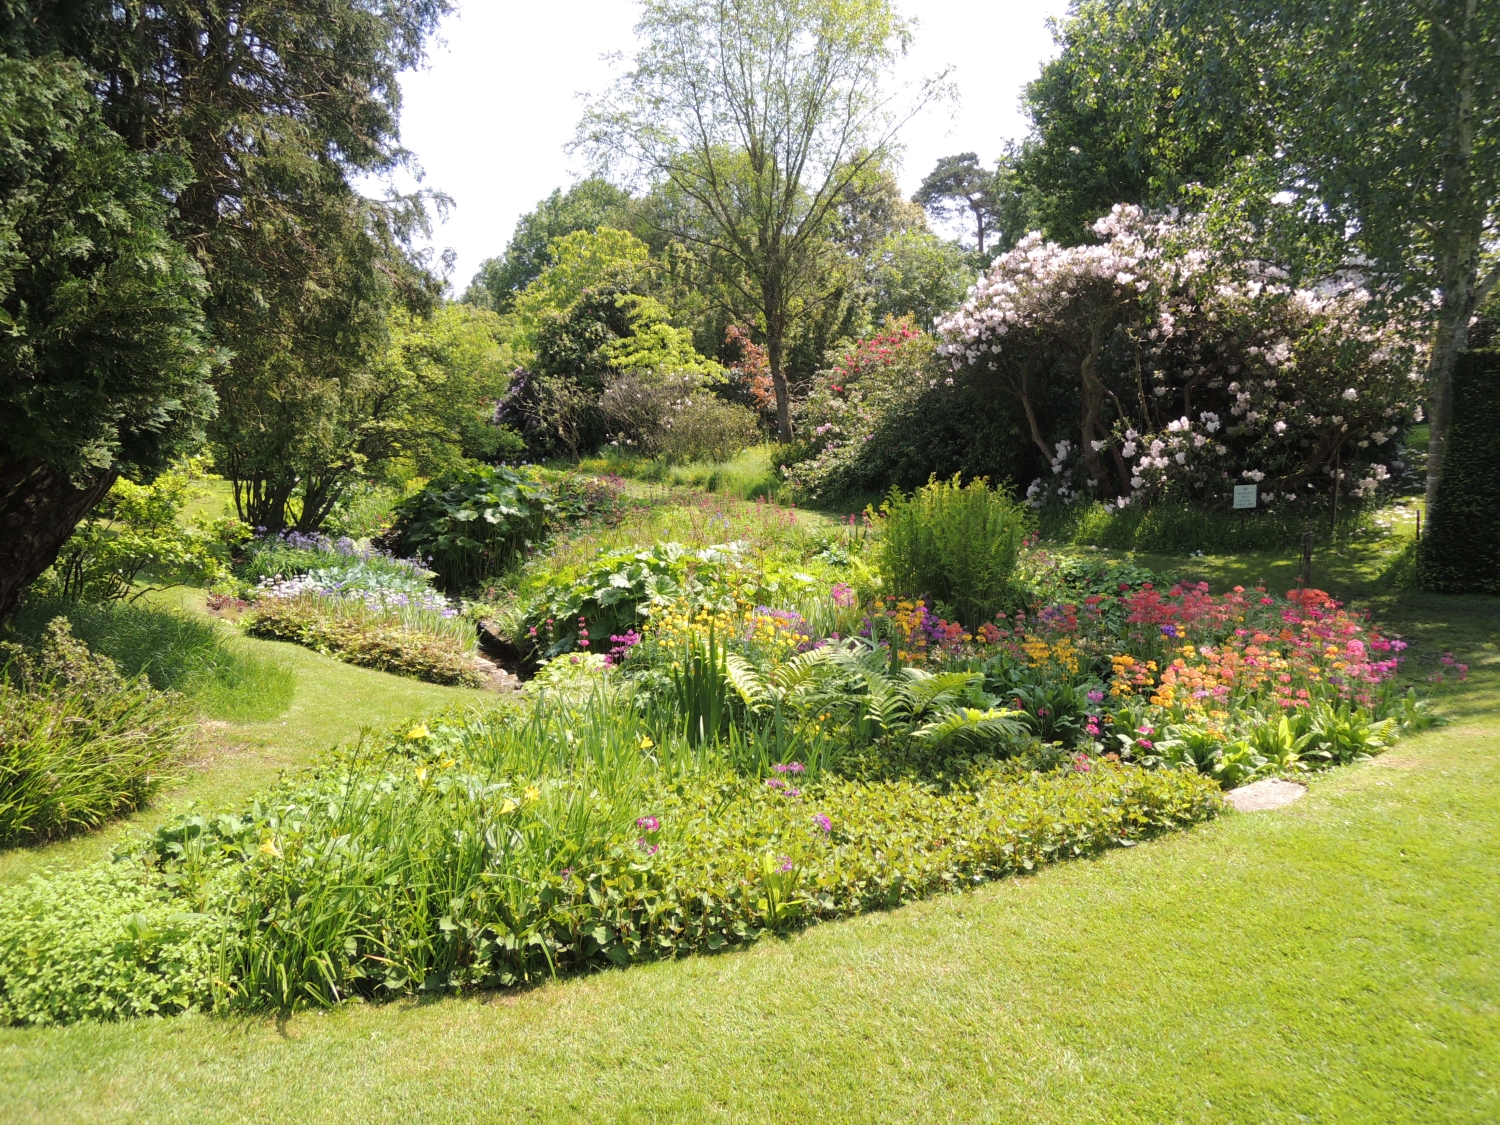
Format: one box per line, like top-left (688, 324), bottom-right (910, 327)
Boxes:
top-left (500, 797), bottom-right (519, 815)
top-left (524, 784), bottom-right (541, 803)
top-left (406, 723), bottom-right (430, 741)
top-left (415, 766), bottom-right (428, 784)
top-left (259, 837), bottom-right (282, 858)
top-left (639, 735), bottom-right (655, 750)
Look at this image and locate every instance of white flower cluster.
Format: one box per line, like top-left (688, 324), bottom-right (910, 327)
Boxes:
top-left (934, 203), bottom-right (1423, 510)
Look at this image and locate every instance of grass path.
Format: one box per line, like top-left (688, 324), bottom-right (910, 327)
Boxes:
top-left (0, 646), bottom-right (1494, 1123)
top-left (0, 615), bottom-right (493, 888)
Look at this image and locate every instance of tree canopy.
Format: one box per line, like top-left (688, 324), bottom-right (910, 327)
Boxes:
top-left (576, 0), bottom-right (939, 441)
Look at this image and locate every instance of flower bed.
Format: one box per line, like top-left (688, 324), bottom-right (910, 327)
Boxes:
top-left (0, 711), bottom-right (1220, 1025)
top-left (245, 595), bottom-right (480, 687)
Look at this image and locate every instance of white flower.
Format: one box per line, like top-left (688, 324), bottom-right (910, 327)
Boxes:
top-left (1273, 420), bottom-right (1287, 434)
top-left (1241, 469), bottom-right (1265, 482)
top-left (1121, 441), bottom-right (1138, 458)
top-left (1175, 452), bottom-right (1187, 464)
top-left (1342, 388), bottom-right (1358, 401)
top-left (943, 377), bottom-right (954, 386)
top-left (1131, 475), bottom-right (1144, 488)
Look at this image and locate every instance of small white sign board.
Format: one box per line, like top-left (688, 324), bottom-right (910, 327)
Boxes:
top-left (1233, 484), bottom-right (1258, 510)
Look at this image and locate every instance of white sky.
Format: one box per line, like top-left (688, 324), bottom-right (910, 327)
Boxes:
top-left (389, 0), bottom-right (1072, 293)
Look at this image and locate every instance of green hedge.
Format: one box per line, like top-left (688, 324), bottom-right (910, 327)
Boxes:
top-left (1418, 349), bottom-right (1500, 594)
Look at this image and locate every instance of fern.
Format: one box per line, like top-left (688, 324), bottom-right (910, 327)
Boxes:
top-left (912, 707), bottom-right (1028, 749)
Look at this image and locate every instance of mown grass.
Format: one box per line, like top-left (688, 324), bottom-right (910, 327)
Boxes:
top-left (0, 590), bottom-right (495, 888)
top-left (0, 590), bottom-right (1493, 1123)
top-left (0, 504), bottom-right (1495, 1122)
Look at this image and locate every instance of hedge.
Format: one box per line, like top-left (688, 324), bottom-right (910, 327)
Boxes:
top-left (1418, 348), bottom-right (1500, 594)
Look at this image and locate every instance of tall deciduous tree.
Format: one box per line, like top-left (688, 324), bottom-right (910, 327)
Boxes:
top-left (0, 56), bottom-right (213, 618)
top-left (464, 179), bottom-right (635, 313)
top-left (1023, 0), bottom-right (1500, 514)
top-left (577, 0), bottom-right (941, 441)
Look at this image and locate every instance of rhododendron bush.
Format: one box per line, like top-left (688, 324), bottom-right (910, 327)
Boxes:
top-left (783, 317), bottom-right (936, 499)
top-left (935, 206), bottom-right (1424, 510)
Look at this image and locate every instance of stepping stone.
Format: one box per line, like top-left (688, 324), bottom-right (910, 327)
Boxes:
top-left (1225, 778), bottom-right (1307, 812)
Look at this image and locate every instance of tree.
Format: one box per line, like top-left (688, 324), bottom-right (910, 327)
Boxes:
top-left (0, 56), bottom-right (213, 618)
top-left (464, 179), bottom-right (635, 313)
top-left (1015, 2), bottom-right (1268, 244)
top-left (1021, 0), bottom-right (1500, 517)
top-left (914, 153), bottom-right (1015, 256)
top-left (8, 1), bottom-right (450, 538)
top-left (577, 0), bottom-right (940, 441)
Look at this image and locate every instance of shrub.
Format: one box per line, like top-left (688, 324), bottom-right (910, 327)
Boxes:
top-left (30, 461), bottom-right (237, 602)
top-left (388, 465), bottom-right (620, 593)
top-left (658, 397), bottom-right (761, 464)
top-left (6, 598), bottom-right (294, 722)
top-left (388, 464), bottom-right (553, 592)
top-left (245, 595), bottom-right (481, 686)
top-left (1418, 349), bottom-right (1500, 594)
top-left (873, 475), bottom-right (1029, 627)
top-left (0, 619), bottom-right (189, 845)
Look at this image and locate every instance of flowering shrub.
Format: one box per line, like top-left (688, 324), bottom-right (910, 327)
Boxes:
top-left (934, 205), bottom-right (1423, 512)
top-left (783, 317), bottom-right (936, 499)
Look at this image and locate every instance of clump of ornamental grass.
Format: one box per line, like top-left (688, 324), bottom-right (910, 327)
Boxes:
top-left (0, 619), bottom-right (190, 846)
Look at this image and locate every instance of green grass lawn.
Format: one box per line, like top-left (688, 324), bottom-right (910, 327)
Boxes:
top-left (0, 597), bottom-right (1494, 1123)
top-left (0, 591), bottom-right (495, 888)
top-left (1, 510), bottom-right (1496, 1122)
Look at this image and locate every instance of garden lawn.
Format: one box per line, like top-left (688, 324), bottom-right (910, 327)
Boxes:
top-left (0, 594), bottom-right (493, 888)
top-left (0, 588), bottom-right (1495, 1123)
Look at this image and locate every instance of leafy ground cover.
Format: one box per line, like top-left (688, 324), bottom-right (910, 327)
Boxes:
top-left (0, 588), bottom-right (1492, 1123)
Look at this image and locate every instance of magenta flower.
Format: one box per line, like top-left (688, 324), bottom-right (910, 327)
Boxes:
top-left (814, 814), bottom-right (832, 833)
top-left (636, 815), bottom-right (660, 832)
top-left (777, 856), bottom-right (794, 873)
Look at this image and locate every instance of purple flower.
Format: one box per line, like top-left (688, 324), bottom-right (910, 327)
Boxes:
top-left (1087, 690), bottom-right (1105, 703)
top-left (831, 582), bottom-right (856, 608)
top-left (636, 840), bottom-right (659, 855)
top-left (784, 788), bottom-right (802, 798)
top-left (777, 856), bottom-right (794, 873)
top-left (1160, 623), bottom-right (1179, 638)
top-left (636, 815), bottom-right (660, 832)
top-left (765, 778), bottom-right (784, 789)
top-left (814, 814), bottom-right (832, 833)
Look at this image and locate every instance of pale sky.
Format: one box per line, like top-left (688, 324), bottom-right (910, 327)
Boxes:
top-left (388, 0), bottom-right (1072, 293)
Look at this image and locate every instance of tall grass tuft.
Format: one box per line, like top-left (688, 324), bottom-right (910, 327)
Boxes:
top-left (7, 599), bottom-right (294, 721)
top-left (0, 619), bottom-right (189, 846)
top-left (873, 475), bottom-right (1029, 628)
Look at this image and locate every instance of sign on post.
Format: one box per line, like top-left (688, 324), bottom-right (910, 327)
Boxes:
top-left (1233, 484), bottom-right (1258, 509)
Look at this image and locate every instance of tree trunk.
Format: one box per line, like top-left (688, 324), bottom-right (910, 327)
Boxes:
top-left (766, 310), bottom-right (794, 443)
top-left (1424, 0), bottom-right (1482, 516)
top-left (0, 460), bottom-right (117, 620)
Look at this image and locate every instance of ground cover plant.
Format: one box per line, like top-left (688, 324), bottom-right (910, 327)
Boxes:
top-left (0, 621), bottom-right (189, 847)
